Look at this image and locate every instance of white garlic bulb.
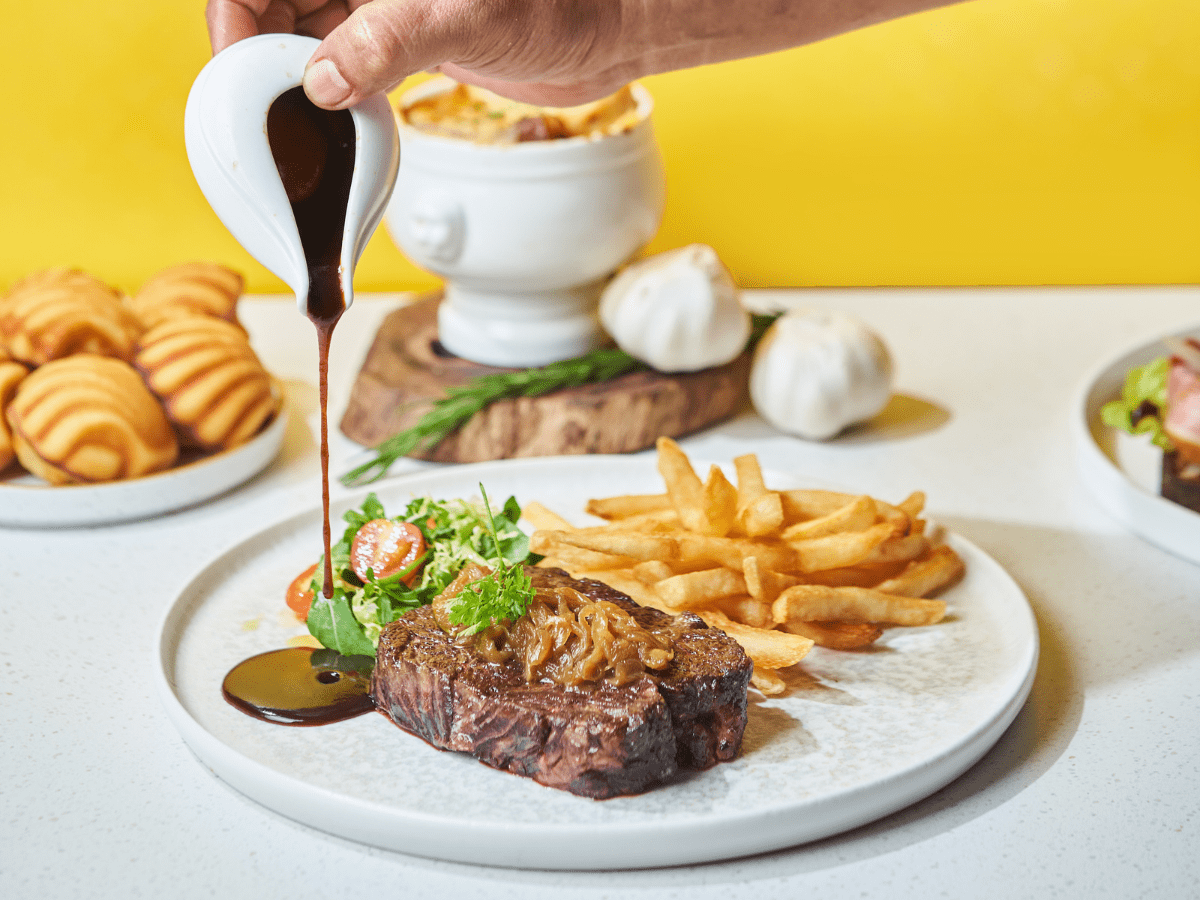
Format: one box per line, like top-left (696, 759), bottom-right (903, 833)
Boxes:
top-left (750, 310), bottom-right (893, 439)
top-left (599, 244), bottom-right (751, 373)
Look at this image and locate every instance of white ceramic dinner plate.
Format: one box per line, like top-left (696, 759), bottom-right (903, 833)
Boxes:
top-left (155, 456), bottom-right (1037, 870)
top-left (1074, 324), bottom-right (1200, 565)
top-left (0, 408), bottom-right (287, 528)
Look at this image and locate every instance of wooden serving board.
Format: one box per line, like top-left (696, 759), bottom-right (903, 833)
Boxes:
top-left (339, 294), bottom-right (751, 463)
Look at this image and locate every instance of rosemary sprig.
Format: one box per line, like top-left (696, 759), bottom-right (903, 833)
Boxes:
top-left (341, 347), bottom-right (646, 485)
top-left (341, 313), bottom-right (781, 487)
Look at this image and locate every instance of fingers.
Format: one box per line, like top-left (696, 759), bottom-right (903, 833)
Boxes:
top-left (206, 0), bottom-right (267, 52)
top-left (305, 0), bottom-right (484, 108)
top-left (206, 0), bottom-right (335, 54)
top-left (257, 0), bottom-right (302, 36)
top-left (295, 0), bottom-right (350, 39)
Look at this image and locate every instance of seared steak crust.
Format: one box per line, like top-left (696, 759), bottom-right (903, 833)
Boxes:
top-left (370, 567), bottom-right (753, 798)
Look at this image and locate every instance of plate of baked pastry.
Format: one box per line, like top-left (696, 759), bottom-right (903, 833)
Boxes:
top-left (0, 263), bottom-right (286, 527)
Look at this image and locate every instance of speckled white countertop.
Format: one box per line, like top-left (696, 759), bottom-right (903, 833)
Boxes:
top-left (3, 287), bottom-right (1197, 898)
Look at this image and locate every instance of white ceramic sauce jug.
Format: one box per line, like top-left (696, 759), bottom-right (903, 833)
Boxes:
top-left (184, 34), bottom-right (399, 314)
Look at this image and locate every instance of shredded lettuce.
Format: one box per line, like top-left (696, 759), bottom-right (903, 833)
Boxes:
top-left (303, 491), bottom-right (534, 655)
top-left (1100, 356), bottom-right (1174, 451)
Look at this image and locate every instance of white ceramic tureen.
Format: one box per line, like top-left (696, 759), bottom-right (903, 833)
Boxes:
top-left (385, 76), bottom-right (666, 367)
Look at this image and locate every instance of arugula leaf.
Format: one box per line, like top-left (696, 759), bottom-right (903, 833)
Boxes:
top-left (306, 587), bottom-right (376, 657)
top-left (1100, 357), bottom-right (1174, 451)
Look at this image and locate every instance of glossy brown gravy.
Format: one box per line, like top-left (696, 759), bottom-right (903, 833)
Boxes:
top-left (224, 87), bottom-right (366, 724)
top-left (222, 648), bottom-right (372, 725)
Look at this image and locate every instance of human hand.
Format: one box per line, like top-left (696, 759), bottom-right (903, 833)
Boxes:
top-left (205, 0), bottom-right (632, 109)
top-left (206, 0), bottom-right (963, 111)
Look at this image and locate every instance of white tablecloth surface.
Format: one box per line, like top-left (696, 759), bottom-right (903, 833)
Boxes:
top-left (4, 287), bottom-right (1197, 899)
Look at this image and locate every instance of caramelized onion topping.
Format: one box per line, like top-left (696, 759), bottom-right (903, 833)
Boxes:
top-left (431, 566), bottom-right (680, 687)
top-left (474, 586), bottom-right (677, 687)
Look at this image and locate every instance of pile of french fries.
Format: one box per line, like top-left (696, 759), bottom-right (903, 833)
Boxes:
top-left (523, 438), bottom-right (965, 695)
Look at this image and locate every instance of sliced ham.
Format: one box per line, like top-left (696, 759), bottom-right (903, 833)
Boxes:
top-left (1165, 349), bottom-right (1200, 466)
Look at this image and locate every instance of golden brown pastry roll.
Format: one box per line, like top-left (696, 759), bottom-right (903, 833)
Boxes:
top-left (6, 354), bottom-right (179, 484)
top-left (0, 350), bottom-right (29, 471)
top-left (0, 267), bottom-right (144, 365)
top-left (129, 262), bottom-right (244, 329)
top-left (135, 316), bottom-right (279, 451)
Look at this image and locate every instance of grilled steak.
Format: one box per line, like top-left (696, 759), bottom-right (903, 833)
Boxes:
top-left (370, 567), bottom-right (753, 798)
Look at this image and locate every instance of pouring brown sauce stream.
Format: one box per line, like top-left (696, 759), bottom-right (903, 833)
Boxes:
top-left (222, 86), bottom-right (372, 726)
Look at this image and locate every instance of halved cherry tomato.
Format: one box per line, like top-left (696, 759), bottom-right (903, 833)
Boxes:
top-left (350, 519), bottom-right (426, 585)
top-left (286, 562), bottom-right (319, 621)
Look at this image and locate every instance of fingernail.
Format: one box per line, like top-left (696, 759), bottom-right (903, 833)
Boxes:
top-left (304, 58), bottom-right (352, 107)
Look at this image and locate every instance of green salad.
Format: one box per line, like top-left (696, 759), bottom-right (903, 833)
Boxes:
top-left (1100, 356), bottom-right (1173, 450)
top-left (298, 489), bottom-right (539, 657)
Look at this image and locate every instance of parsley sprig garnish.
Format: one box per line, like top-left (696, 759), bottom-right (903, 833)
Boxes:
top-left (447, 485), bottom-right (535, 637)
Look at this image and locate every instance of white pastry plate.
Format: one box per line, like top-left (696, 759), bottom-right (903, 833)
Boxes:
top-left (0, 407), bottom-right (287, 528)
top-left (1074, 323), bottom-right (1200, 565)
top-left (155, 456), bottom-right (1037, 870)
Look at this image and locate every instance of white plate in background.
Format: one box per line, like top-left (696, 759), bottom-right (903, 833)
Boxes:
top-left (155, 456), bottom-right (1037, 870)
top-left (0, 406), bottom-right (287, 528)
top-left (1074, 325), bottom-right (1200, 565)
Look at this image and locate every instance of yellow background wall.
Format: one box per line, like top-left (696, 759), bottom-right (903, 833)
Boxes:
top-left (2, 0), bottom-right (1196, 294)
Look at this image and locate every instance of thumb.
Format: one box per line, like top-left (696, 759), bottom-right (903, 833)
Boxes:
top-left (303, 0), bottom-right (465, 109)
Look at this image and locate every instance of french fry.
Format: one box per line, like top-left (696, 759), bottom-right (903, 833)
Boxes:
top-left (779, 488), bottom-right (860, 522)
top-left (594, 508), bottom-right (680, 533)
top-left (872, 499), bottom-right (913, 536)
top-left (743, 556), bottom-right (802, 604)
top-left (787, 522), bottom-right (894, 572)
top-left (697, 608), bottom-right (814, 668)
top-left (536, 528), bottom-right (679, 561)
top-left (733, 454), bottom-right (784, 537)
top-left (773, 584), bottom-right (946, 626)
top-left (585, 493), bottom-right (672, 520)
top-left (631, 559), bottom-right (675, 584)
top-left (655, 567), bottom-right (746, 610)
top-left (530, 537), bottom-right (639, 572)
top-left (897, 491), bottom-right (926, 519)
top-left (803, 562), bottom-right (907, 588)
top-left (875, 544), bottom-right (965, 597)
top-left (703, 465), bottom-right (739, 537)
top-left (740, 495), bottom-right (784, 538)
top-left (781, 495), bottom-right (876, 541)
top-left (733, 453), bottom-right (769, 504)
top-left (781, 488), bottom-right (913, 536)
top-left (858, 533), bottom-right (929, 566)
top-left (656, 437), bottom-right (710, 534)
top-left (750, 668), bottom-right (786, 695)
top-left (779, 619), bottom-right (883, 651)
top-left (714, 594), bottom-right (774, 629)
top-left (677, 533), bottom-right (798, 571)
top-left (521, 500), bottom-right (576, 532)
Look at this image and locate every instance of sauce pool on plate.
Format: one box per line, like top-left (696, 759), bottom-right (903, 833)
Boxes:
top-left (222, 647), bottom-right (373, 725)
